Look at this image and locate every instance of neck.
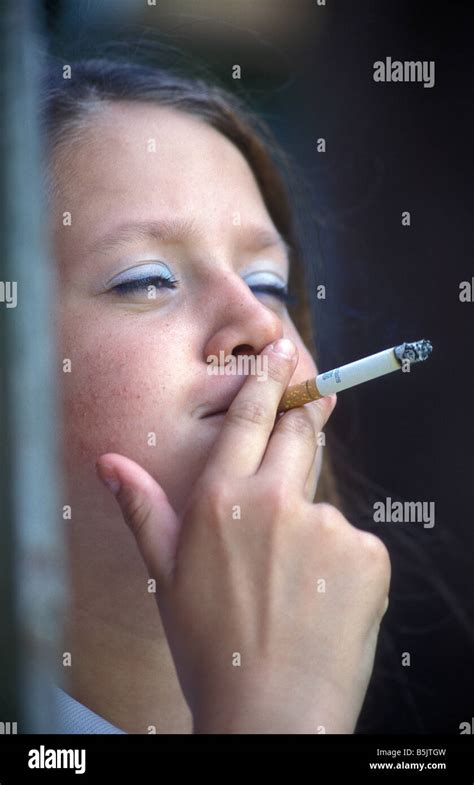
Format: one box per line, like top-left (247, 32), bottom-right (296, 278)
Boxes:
top-left (61, 605), bottom-right (193, 734)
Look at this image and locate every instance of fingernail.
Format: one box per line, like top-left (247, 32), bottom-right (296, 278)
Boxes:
top-left (270, 338), bottom-right (296, 358)
top-left (96, 462), bottom-right (120, 495)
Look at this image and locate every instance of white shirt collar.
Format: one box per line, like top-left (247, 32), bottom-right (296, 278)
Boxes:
top-left (53, 684), bottom-right (127, 734)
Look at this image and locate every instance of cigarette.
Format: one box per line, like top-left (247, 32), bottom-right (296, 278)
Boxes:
top-left (277, 339), bottom-right (433, 413)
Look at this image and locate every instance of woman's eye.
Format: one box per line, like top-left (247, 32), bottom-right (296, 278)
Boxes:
top-left (109, 269), bottom-right (297, 306)
top-left (250, 284), bottom-right (298, 306)
top-left (112, 274), bottom-right (179, 296)
top-left (244, 270), bottom-right (297, 307)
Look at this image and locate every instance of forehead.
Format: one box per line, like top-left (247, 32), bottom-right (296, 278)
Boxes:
top-left (52, 102), bottom-right (271, 222)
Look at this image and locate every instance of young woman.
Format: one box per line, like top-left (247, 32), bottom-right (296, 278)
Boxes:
top-left (43, 57), bottom-right (390, 734)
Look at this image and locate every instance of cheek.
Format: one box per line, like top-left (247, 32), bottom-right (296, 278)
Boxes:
top-left (59, 329), bottom-right (179, 469)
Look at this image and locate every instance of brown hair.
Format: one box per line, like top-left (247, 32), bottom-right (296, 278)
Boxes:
top-left (41, 56), bottom-right (338, 504)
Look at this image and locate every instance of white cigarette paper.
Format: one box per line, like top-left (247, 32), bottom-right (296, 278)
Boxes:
top-left (315, 347), bottom-right (402, 395)
top-left (277, 339), bottom-right (433, 412)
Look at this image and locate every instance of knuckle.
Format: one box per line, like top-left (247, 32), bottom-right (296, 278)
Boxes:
top-left (191, 476), bottom-right (232, 522)
top-left (361, 531), bottom-right (390, 562)
top-left (196, 474), bottom-right (227, 506)
top-left (373, 591), bottom-right (390, 622)
top-left (359, 532), bottom-right (391, 578)
top-left (263, 480), bottom-right (292, 515)
top-left (306, 399), bottom-right (327, 429)
top-left (314, 502), bottom-right (346, 529)
top-left (279, 408), bottom-right (316, 444)
top-left (227, 398), bottom-right (272, 428)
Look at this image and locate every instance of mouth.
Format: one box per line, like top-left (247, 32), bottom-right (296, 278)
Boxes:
top-left (199, 395), bottom-right (236, 419)
top-left (202, 408), bottom-right (229, 418)
top-left (197, 381), bottom-right (246, 419)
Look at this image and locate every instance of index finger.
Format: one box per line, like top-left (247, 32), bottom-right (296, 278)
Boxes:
top-left (204, 338), bottom-right (298, 478)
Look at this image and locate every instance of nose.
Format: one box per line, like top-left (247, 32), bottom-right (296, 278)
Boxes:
top-left (202, 272), bottom-right (284, 363)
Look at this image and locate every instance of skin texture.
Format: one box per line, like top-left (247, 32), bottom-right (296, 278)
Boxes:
top-left (52, 103), bottom-right (325, 733)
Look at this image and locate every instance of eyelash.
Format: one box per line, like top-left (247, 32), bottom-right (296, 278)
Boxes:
top-left (112, 274), bottom-right (298, 306)
top-left (113, 274), bottom-right (179, 294)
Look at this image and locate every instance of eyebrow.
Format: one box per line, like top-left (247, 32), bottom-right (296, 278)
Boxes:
top-left (88, 216), bottom-right (291, 258)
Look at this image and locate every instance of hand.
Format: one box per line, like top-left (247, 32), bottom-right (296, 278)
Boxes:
top-left (96, 338), bottom-right (390, 733)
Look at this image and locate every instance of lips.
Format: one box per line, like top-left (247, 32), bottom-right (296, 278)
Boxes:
top-left (201, 407), bottom-right (229, 418)
top-left (200, 397), bottom-right (236, 418)
top-left (197, 377), bottom-right (251, 419)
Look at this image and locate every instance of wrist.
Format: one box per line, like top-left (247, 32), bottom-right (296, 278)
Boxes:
top-left (192, 695), bottom-right (356, 734)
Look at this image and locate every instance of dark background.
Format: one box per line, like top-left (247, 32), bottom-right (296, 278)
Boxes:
top-left (42, 0), bottom-right (473, 733)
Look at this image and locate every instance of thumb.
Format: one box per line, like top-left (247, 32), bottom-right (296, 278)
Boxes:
top-left (96, 453), bottom-right (180, 590)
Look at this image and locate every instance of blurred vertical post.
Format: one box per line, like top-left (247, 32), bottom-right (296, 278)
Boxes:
top-left (0, 0), bottom-right (66, 732)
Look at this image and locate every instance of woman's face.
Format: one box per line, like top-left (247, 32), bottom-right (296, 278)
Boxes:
top-left (51, 103), bottom-right (318, 618)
